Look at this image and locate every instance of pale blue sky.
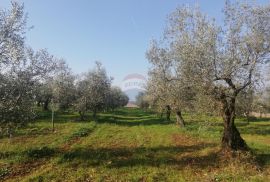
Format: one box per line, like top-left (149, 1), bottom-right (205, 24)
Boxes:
top-left (1, 0), bottom-right (269, 86)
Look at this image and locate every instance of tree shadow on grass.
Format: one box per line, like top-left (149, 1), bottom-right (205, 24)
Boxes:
top-left (249, 118), bottom-right (270, 122)
top-left (59, 143), bottom-right (218, 169)
top-left (37, 112), bottom-right (98, 124)
top-left (256, 153), bottom-right (270, 167)
top-left (36, 111), bottom-right (79, 123)
top-left (238, 124), bottom-right (270, 136)
top-left (107, 108), bottom-right (156, 117)
top-left (96, 115), bottom-right (173, 126)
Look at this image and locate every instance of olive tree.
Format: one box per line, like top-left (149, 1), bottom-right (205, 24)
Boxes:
top-left (135, 92), bottom-right (149, 110)
top-left (146, 41), bottom-right (196, 127)
top-left (253, 90), bottom-right (270, 117)
top-left (105, 87), bottom-right (129, 111)
top-left (35, 59), bottom-right (76, 112)
top-left (35, 80), bottom-right (53, 111)
top-left (75, 62), bottom-right (111, 120)
top-left (0, 48), bottom-right (56, 136)
top-left (51, 60), bottom-right (76, 111)
top-left (157, 1), bottom-right (270, 150)
top-left (146, 74), bottom-right (172, 121)
top-left (0, 3), bottom-right (57, 136)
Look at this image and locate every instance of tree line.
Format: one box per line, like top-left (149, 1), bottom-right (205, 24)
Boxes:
top-left (0, 2), bottom-right (128, 137)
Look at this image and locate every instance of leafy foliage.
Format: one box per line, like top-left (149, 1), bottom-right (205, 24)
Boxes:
top-left (146, 0), bottom-right (270, 150)
top-left (0, 168), bottom-right (10, 179)
top-left (75, 62), bottom-right (111, 120)
top-left (0, 3), bottom-right (57, 136)
top-left (68, 127), bottom-right (93, 140)
top-left (135, 92), bottom-right (149, 110)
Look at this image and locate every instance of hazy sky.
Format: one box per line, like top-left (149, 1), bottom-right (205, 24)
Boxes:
top-left (1, 0), bottom-right (269, 86)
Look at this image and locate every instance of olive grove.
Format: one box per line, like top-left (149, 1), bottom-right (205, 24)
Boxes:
top-left (0, 3), bottom-right (129, 136)
top-left (147, 1), bottom-right (270, 150)
top-left (75, 62), bottom-right (128, 120)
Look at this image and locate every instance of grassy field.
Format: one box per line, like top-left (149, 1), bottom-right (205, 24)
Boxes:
top-left (0, 108), bottom-right (269, 182)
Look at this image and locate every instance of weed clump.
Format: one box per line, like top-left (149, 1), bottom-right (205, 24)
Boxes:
top-left (68, 128), bottom-right (93, 140)
top-left (0, 168), bottom-right (9, 179)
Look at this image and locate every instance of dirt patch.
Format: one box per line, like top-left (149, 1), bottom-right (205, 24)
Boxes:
top-left (1, 160), bottom-right (46, 181)
top-left (172, 133), bottom-right (209, 146)
top-left (59, 138), bottom-right (81, 153)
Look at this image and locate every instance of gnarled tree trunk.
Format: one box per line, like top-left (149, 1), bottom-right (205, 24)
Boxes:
top-left (176, 110), bottom-right (185, 127)
top-left (221, 96), bottom-right (248, 151)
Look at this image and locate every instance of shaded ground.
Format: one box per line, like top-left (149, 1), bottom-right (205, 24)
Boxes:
top-left (0, 108), bottom-right (269, 181)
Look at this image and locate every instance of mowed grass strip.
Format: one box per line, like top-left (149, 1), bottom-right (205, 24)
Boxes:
top-left (0, 108), bottom-right (269, 181)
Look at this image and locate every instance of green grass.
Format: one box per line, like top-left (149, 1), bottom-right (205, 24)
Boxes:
top-left (0, 108), bottom-right (269, 181)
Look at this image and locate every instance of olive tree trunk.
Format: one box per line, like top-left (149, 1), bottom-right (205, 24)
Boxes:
top-left (160, 111), bottom-right (164, 119)
top-left (79, 111), bottom-right (85, 121)
top-left (7, 124), bottom-right (13, 138)
top-left (43, 98), bottom-right (50, 111)
top-left (221, 97), bottom-right (248, 151)
top-left (176, 110), bottom-right (185, 127)
top-left (93, 109), bottom-right (97, 120)
top-left (165, 105), bottom-right (171, 121)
